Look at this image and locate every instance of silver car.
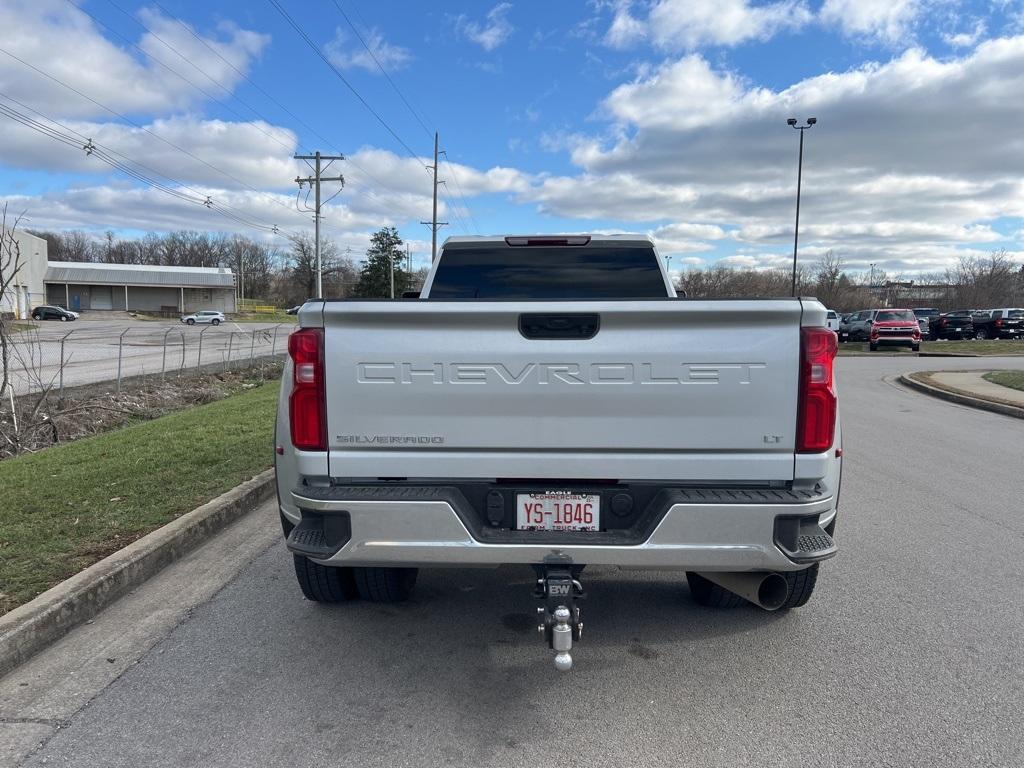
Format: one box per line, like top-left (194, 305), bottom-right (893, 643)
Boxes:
top-left (181, 310), bottom-right (224, 326)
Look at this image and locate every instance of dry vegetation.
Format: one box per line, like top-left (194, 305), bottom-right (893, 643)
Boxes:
top-left (0, 362), bottom-right (282, 460)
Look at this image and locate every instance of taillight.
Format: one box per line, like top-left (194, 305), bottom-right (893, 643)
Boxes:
top-left (995, 319), bottom-right (1003, 328)
top-left (797, 327), bottom-right (838, 453)
top-left (288, 328), bottom-right (326, 451)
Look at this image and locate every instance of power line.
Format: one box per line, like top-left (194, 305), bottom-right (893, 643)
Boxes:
top-left (0, 96), bottom-right (287, 234)
top-left (442, 158), bottom-right (482, 235)
top-left (0, 88), bottom-right (297, 234)
top-left (266, 0), bottom-right (424, 163)
top-left (327, 0), bottom-right (433, 138)
top-left (0, 44), bottom-right (312, 230)
top-left (145, 0), bottom-right (408, 203)
top-left (69, 0), bottom-right (296, 157)
top-left (325, 0), bottom-right (480, 234)
top-left (149, 0), bottom-right (338, 155)
top-left (0, 46), bottom-right (268, 197)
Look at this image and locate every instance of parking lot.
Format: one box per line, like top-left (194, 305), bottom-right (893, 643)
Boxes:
top-left (2, 355), bottom-right (1023, 768)
top-left (7, 316), bottom-right (288, 394)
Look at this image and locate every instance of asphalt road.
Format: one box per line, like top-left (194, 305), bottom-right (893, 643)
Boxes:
top-left (7, 316), bottom-right (289, 394)
top-left (3, 355), bottom-right (1023, 767)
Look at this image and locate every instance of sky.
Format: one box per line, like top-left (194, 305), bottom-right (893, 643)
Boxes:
top-left (1, 0), bottom-right (1023, 277)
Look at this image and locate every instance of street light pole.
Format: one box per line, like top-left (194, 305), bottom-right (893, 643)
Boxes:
top-left (787, 117), bottom-right (817, 297)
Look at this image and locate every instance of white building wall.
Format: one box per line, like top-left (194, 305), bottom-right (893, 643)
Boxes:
top-left (1, 230), bottom-right (47, 318)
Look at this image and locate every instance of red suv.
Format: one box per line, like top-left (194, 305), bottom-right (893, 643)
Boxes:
top-left (869, 308), bottom-right (922, 352)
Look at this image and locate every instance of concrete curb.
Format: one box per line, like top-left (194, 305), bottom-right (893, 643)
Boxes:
top-left (898, 374), bottom-right (1024, 420)
top-left (0, 469), bottom-right (276, 679)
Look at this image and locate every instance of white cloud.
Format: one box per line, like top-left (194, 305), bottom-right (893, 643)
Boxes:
top-left (819, 0), bottom-right (921, 44)
top-left (520, 39), bottom-right (1024, 272)
top-left (325, 27), bottom-right (412, 72)
top-left (602, 0), bottom-right (812, 50)
top-left (456, 3), bottom-right (515, 51)
top-left (0, 0), bottom-right (268, 119)
top-left (602, 55), bottom-right (752, 130)
top-left (943, 20), bottom-right (987, 48)
top-left (0, 114), bottom-right (299, 190)
top-left (604, 2), bottom-right (646, 48)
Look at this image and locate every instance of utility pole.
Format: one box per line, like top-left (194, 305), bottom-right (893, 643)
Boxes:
top-left (389, 249), bottom-right (395, 299)
top-left (421, 132), bottom-right (448, 262)
top-left (406, 244), bottom-right (411, 274)
top-left (294, 151), bottom-right (345, 298)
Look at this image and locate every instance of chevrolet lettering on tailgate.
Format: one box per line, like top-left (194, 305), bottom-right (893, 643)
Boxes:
top-left (355, 361), bottom-right (767, 385)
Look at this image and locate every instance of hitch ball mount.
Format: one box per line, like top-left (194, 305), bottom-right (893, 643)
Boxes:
top-left (534, 565), bottom-right (585, 672)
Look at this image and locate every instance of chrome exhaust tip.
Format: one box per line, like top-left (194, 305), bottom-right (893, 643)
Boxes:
top-left (694, 571), bottom-right (789, 611)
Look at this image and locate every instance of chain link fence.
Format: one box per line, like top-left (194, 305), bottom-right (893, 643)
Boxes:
top-left (5, 323), bottom-right (289, 396)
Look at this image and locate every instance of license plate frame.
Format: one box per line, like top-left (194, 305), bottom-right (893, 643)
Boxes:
top-left (515, 492), bottom-right (600, 532)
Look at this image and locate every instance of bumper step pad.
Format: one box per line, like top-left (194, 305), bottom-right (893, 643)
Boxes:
top-left (773, 515), bottom-right (837, 563)
top-left (287, 513), bottom-right (351, 559)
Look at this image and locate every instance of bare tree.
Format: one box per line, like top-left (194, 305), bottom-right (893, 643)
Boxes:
top-left (810, 251), bottom-right (843, 307)
top-left (1, 204), bottom-right (26, 400)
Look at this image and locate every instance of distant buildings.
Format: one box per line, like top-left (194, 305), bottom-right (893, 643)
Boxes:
top-left (45, 261), bottom-right (236, 314)
top-left (1, 233), bottom-right (235, 319)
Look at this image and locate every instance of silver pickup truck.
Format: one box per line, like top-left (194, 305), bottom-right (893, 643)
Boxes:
top-left (275, 235), bottom-right (841, 670)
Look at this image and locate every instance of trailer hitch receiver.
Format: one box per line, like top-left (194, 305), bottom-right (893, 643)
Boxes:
top-left (534, 565), bottom-right (584, 671)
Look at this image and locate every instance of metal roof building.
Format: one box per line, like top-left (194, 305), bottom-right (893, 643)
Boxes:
top-left (44, 261), bottom-right (236, 314)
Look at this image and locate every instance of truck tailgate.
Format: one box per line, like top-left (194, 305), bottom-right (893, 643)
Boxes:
top-left (320, 300), bottom-right (803, 482)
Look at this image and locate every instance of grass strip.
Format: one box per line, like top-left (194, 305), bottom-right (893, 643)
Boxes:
top-left (0, 381), bottom-right (279, 614)
top-left (983, 370), bottom-right (1024, 392)
top-left (839, 340), bottom-right (1024, 356)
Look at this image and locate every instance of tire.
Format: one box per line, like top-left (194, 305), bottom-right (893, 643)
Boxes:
top-left (778, 564), bottom-right (819, 610)
top-left (353, 567), bottom-right (418, 603)
top-left (60, 316), bottom-right (67, 322)
top-left (869, 341), bottom-right (878, 351)
top-left (685, 571), bottom-right (744, 608)
top-left (32, 314), bottom-right (41, 321)
top-left (912, 343), bottom-right (920, 352)
top-left (211, 319), bottom-right (220, 326)
top-left (293, 554), bottom-right (357, 603)
top-left (186, 318), bottom-right (195, 325)
top-left (974, 329), bottom-right (988, 340)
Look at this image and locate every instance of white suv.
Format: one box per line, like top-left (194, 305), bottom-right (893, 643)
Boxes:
top-left (181, 310), bottom-right (225, 326)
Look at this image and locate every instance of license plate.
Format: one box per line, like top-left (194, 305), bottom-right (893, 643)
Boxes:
top-left (516, 492), bottom-right (600, 532)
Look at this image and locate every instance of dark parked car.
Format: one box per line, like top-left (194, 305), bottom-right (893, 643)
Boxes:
top-left (971, 308), bottom-right (1024, 339)
top-left (31, 305), bottom-right (78, 322)
top-left (930, 310), bottom-right (975, 340)
top-left (841, 309), bottom-right (873, 341)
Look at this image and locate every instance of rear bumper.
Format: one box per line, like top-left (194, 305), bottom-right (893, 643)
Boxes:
top-left (287, 486), bottom-right (837, 572)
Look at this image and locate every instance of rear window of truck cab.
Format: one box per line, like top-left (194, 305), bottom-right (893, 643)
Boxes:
top-left (427, 246), bottom-right (667, 299)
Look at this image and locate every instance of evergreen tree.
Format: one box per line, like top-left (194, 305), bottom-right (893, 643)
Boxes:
top-left (353, 227), bottom-right (410, 298)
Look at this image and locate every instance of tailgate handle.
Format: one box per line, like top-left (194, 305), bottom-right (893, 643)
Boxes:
top-left (518, 313), bottom-right (600, 340)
